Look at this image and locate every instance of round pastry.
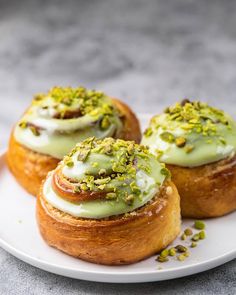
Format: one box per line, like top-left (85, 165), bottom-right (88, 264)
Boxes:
top-left (7, 86), bottom-right (141, 195)
top-left (36, 137), bottom-right (181, 265)
top-left (142, 99), bottom-right (236, 218)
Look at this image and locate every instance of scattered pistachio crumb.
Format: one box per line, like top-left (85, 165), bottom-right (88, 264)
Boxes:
top-left (144, 127), bottom-right (153, 137)
top-left (194, 220), bottom-right (205, 230)
top-left (184, 228), bottom-right (193, 236)
top-left (181, 233), bottom-right (187, 241)
top-left (184, 251), bottom-right (190, 257)
top-left (169, 248), bottom-right (176, 256)
top-left (160, 249), bottom-right (169, 258)
top-left (156, 256), bottom-right (169, 263)
top-left (80, 183), bottom-right (88, 191)
top-left (98, 168), bottom-right (106, 176)
top-left (191, 242), bottom-right (197, 248)
top-left (160, 131), bottom-right (175, 143)
top-left (100, 116), bottom-right (111, 129)
top-left (175, 137), bottom-right (186, 147)
top-left (192, 233), bottom-right (200, 242)
top-left (175, 245), bottom-right (187, 253)
top-left (177, 254), bottom-right (186, 261)
top-left (74, 186), bottom-right (81, 193)
top-left (30, 126), bottom-right (40, 136)
top-left (19, 121), bottom-right (27, 129)
top-left (125, 194), bottom-right (135, 205)
top-left (106, 192), bottom-right (117, 200)
top-left (199, 230), bottom-right (206, 240)
top-left (185, 144), bottom-right (195, 153)
top-left (65, 160), bottom-right (74, 168)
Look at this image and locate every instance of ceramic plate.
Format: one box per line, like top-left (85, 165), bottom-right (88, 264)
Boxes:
top-left (0, 114), bottom-right (235, 283)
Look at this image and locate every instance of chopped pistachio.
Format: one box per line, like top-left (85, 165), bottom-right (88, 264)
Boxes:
top-left (77, 149), bottom-right (90, 162)
top-left (185, 144), bottom-right (195, 153)
top-left (169, 248), bottom-right (176, 256)
top-left (100, 116), bottom-right (110, 129)
top-left (191, 242), bottom-right (197, 248)
top-left (80, 183), bottom-right (88, 191)
top-left (130, 181), bottom-right (141, 195)
top-left (160, 249), bottom-right (169, 258)
top-left (98, 168), bottom-right (106, 176)
top-left (125, 194), bottom-right (135, 205)
top-left (177, 254), bottom-right (186, 261)
top-left (74, 186), bottom-right (81, 193)
top-left (181, 233), bottom-right (187, 241)
top-left (199, 230), bottom-right (206, 240)
top-left (175, 245), bottom-right (187, 253)
top-left (219, 137), bottom-right (226, 145)
top-left (92, 162), bottom-right (98, 168)
top-left (184, 251), bottom-right (190, 257)
top-left (160, 167), bottom-right (171, 178)
top-left (194, 220), bottom-right (205, 230)
top-left (29, 126), bottom-right (40, 136)
top-left (144, 127), bottom-right (153, 137)
top-left (98, 184), bottom-right (106, 190)
top-left (160, 131), bottom-right (175, 143)
top-left (19, 121), bottom-right (27, 129)
top-left (94, 177), bottom-right (111, 185)
top-left (184, 228), bottom-right (193, 236)
top-left (192, 233), bottom-right (200, 242)
top-left (106, 192), bottom-right (117, 200)
top-left (65, 160), bottom-right (74, 168)
top-left (156, 256), bottom-right (169, 263)
top-left (61, 97), bottom-right (72, 105)
top-left (175, 137), bottom-right (186, 147)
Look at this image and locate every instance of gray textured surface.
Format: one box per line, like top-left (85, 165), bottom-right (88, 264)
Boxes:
top-left (0, 0), bottom-right (235, 294)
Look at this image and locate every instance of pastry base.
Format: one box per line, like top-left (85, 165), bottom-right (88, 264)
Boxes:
top-left (7, 134), bottom-right (59, 196)
top-left (36, 181), bottom-right (181, 265)
top-left (167, 155), bottom-right (236, 218)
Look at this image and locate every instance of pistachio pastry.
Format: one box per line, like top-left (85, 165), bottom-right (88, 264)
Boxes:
top-left (142, 100), bottom-right (236, 218)
top-left (37, 138), bottom-right (181, 265)
top-left (7, 86), bottom-right (141, 195)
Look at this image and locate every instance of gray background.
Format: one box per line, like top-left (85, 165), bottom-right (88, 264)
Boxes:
top-left (0, 0), bottom-right (235, 294)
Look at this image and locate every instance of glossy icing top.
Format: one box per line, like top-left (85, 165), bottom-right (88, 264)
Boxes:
top-left (142, 100), bottom-right (236, 167)
top-left (14, 87), bottom-right (123, 159)
top-left (44, 138), bottom-right (169, 219)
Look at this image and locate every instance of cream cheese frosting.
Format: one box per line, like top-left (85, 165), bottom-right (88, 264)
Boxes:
top-left (14, 87), bottom-right (123, 159)
top-left (142, 100), bottom-right (236, 167)
top-left (43, 138), bottom-right (169, 219)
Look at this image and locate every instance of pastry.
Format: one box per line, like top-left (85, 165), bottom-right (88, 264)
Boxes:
top-left (36, 137), bottom-right (181, 265)
top-left (142, 99), bottom-right (236, 218)
top-left (7, 86), bottom-right (141, 195)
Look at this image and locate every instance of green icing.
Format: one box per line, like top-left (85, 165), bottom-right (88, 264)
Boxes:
top-left (44, 138), bottom-right (168, 219)
top-left (142, 100), bottom-right (236, 167)
top-left (14, 87), bottom-right (123, 159)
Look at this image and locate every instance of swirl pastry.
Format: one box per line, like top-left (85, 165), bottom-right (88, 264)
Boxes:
top-left (7, 86), bottom-right (141, 195)
top-left (142, 99), bottom-right (236, 218)
top-left (36, 138), bottom-right (181, 265)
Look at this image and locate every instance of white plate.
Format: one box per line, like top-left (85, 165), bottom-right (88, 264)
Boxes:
top-left (0, 114), bottom-right (235, 283)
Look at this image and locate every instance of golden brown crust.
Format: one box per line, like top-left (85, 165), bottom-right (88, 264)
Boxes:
top-left (7, 99), bottom-right (141, 196)
top-left (167, 155), bottom-right (236, 218)
top-left (112, 98), bottom-right (141, 143)
top-left (36, 181), bottom-right (181, 265)
top-left (7, 133), bottom-right (59, 196)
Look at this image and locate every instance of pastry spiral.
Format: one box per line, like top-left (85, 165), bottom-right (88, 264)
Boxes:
top-left (7, 87), bottom-right (141, 195)
top-left (37, 138), bottom-right (181, 265)
top-left (142, 100), bottom-right (236, 218)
